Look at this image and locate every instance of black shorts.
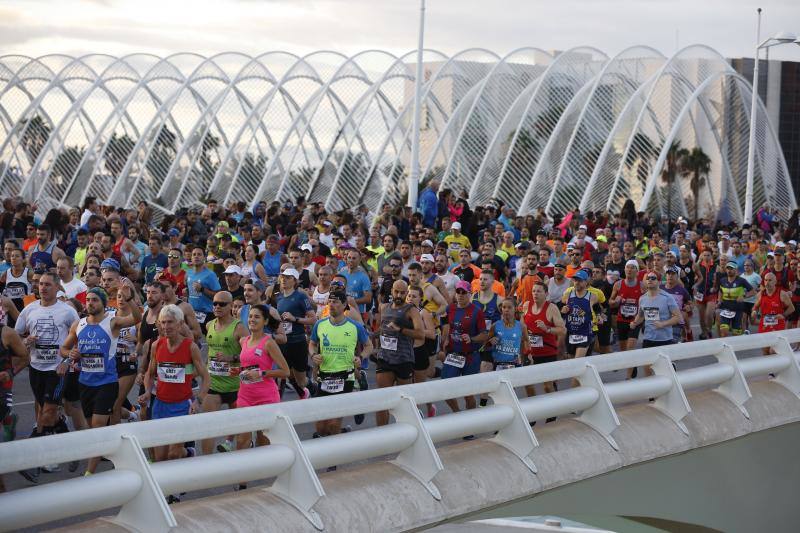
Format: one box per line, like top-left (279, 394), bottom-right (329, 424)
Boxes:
top-left (116, 355), bottom-right (138, 377)
top-left (62, 370), bottom-right (81, 403)
top-left (280, 341), bottom-right (309, 372)
top-left (376, 358), bottom-right (414, 380)
top-left (741, 302), bottom-right (755, 315)
top-left (79, 381), bottom-right (119, 419)
top-left (642, 339), bottom-right (674, 349)
top-left (596, 321), bottom-right (612, 347)
top-left (718, 309), bottom-right (743, 332)
top-left (315, 371), bottom-right (355, 397)
top-left (566, 335), bottom-right (594, 356)
top-left (29, 367), bottom-right (65, 406)
top-left (413, 345), bottom-right (431, 371)
top-left (208, 389), bottom-right (238, 405)
top-left (532, 355), bottom-right (558, 365)
top-left (617, 321), bottom-right (640, 341)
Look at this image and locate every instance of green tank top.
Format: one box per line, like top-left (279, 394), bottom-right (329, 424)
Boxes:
top-left (315, 317), bottom-right (360, 374)
top-left (206, 318), bottom-right (242, 393)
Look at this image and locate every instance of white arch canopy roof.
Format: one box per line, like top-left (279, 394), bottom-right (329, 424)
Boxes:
top-left (0, 46), bottom-right (793, 223)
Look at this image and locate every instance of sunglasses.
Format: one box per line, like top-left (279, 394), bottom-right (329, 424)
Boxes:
top-left (168, 254), bottom-right (180, 259)
top-left (455, 289), bottom-right (469, 294)
top-left (212, 301), bottom-right (230, 307)
top-left (645, 276), bottom-right (658, 281)
top-left (390, 264), bottom-right (402, 268)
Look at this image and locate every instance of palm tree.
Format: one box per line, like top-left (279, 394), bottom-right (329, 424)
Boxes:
top-left (680, 147), bottom-right (711, 222)
top-left (659, 140), bottom-right (689, 234)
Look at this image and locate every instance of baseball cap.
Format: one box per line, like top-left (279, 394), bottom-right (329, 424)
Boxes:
top-left (572, 269), bottom-right (589, 281)
top-left (420, 254), bottom-right (435, 263)
top-left (421, 239), bottom-right (434, 248)
top-left (553, 263), bottom-right (566, 269)
top-left (168, 228), bottom-right (180, 237)
top-left (625, 259), bottom-right (640, 269)
top-left (281, 268), bottom-right (300, 279)
top-left (328, 289), bottom-right (348, 304)
top-left (224, 265), bottom-right (243, 276)
top-left (666, 266), bottom-right (680, 274)
top-left (455, 280), bottom-right (471, 292)
top-left (451, 222), bottom-right (462, 230)
top-left (776, 241), bottom-right (786, 247)
top-left (300, 243), bottom-right (313, 252)
top-left (100, 258), bottom-right (121, 272)
top-left (322, 220), bottom-right (333, 227)
top-left (283, 201), bottom-right (293, 210)
top-left (726, 261), bottom-right (738, 269)
top-left (579, 224), bottom-right (588, 230)
top-left (216, 220), bottom-right (229, 228)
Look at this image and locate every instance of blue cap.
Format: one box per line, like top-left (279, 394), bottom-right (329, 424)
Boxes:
top-left (572, 269), bottom-right (589, 281)
top-left (100, 258), bottom-right (121, 272)
top-left (168, 228), bottom-right (180, 237)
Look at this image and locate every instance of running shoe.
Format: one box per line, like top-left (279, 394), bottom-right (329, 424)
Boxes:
top-left (301, 387), bottom-right (311, 400)
top-left (166, 495), bottom-right (180, 504)
top-left (68, 460), bottom-right (80, 473)
top-left (427, 404), bottom-right (437, 418)
top-left (216, 440), bottom-right (234, 453)
top-left (462, 435), bottom-right (475, 441)
top-left (127, 410), bottom-right (139, 423)
top-left (354, 413), bottom-right (365, 425)
top-left (185, 447), bottom-right (196, 458)
top-left (3, 411), bottom-right (17, 442)
top-left (340, 425), bottom-right (351, 434)
top-left (41, 464), bottom-right (61, 473)
top-left (83, 471), bottom-right (93, 477)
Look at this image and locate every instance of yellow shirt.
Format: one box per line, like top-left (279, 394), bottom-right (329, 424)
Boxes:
top-left (562, 286), bottom-right (605, 331)
top-left (444, 234), bottom-right (471, 261)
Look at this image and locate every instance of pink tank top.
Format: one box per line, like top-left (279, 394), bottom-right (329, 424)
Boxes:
top-left (236, 335), bottom-right (280, 406)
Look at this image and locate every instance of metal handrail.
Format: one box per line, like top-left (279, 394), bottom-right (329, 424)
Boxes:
top-left (1, 330), bottom-right (799, 532)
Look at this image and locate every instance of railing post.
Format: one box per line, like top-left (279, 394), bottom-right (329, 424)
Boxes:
top-left (576, 363), bottom-right (620, 450)
top-left (108, 434), bottom-right (177, 533)
top-left (266, 415), bottom-right (325, 531)
top-left (772, 337), bottom-right (800, 398)
top-left (390, 395), bottom-right (443, 500)
top-left (714, 343), bottom-right (752, 419)
top-left (650, 353), bottom-right (691, 435)
top-left (488, 379), bottom-right (538, 473)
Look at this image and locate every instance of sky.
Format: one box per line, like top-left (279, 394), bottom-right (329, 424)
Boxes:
top-left (1, 0), bottom-right (799, 61)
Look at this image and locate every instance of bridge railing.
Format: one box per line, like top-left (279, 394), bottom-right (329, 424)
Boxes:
top-left (1, 330), bottom-right (800, 532)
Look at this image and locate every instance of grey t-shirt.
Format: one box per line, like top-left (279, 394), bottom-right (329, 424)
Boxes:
top-left (638, 290), bottom-right (679, 342)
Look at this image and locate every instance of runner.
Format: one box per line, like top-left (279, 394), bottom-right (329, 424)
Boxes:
top-left (693, 249), bottom-right (718, 339)
top-left (186, 245), bottom-right (221, 334)
top-left (375, 280), bottom-right (424, 426)
top-left (0, 323), bottom-right (28, 492)
top-left (56, 256), bottom-right (87, 305)
top-left (276, 268), bottom-right (316, 399)
top-left (472, 269), bottom-right (503, 407)
top-left (310, 289), bottom-right (370, 440)
top-left (110, 285), bottom-right (141, 425)
top-left (1, 247), bottom-right (32, 311)
top-left (561, 269), bottom-right (598, 360)
top-left (631, 272), bottom-right (681, 362)
top-left (547, 263), bottom-right (570, 305)
top-left (405, 284), bottom-right (438, 418)
top-left (751, 272), bottom-right (794, 355)
top-left (522, 282), bottom-right (565, 397)
top-left (439, 280), bottom-right (487, 419)
top-left (488, 298), bottom-right (528, 371)
top-left (740, 259), bottom-right (761, 333)
top-left (201, 290), bottom-right (248, 455)
top-left (28, 224), bottom-right (66, 272)
top-left (60, 284), bottom-right (141, 475)
top-left (610, 259), bottom-right (643, 372)
top-left (14, 272), bottom-right (80, 482)
top-left (312, 265), bottom-right (333, 316)
top-left (661, 267), bottom-right (692, 343)
top-left (717, 260), bottom-right (755, 337)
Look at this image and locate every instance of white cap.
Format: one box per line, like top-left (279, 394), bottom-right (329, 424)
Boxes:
top-left (677, 216), bottom-right (687, 223)
top-left (776, 241), bottom-right (786, 247)
top-left (420, 253), bottom-right (435, 263)
top-left (300, 243), bottom-right (313, 252)
top-left (281, 267), bottom-right (300, 279)
top-left (421, 239), bottom-right (433, 248)
top-left (322, 220), bottom-right (333, 227)
top-left (224, 265), bottom-right (243, 276)
top-left (579, 224), bottom-right (587, 230)
top-left (451, 221), bottom-right (462, 230)
top-left (789, 240), bottom-right (797, 246)
top-left (625, 259), bottom-right (640, 269)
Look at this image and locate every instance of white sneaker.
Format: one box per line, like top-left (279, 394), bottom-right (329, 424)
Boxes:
top-left (41, 464), bottom-right (61, 473)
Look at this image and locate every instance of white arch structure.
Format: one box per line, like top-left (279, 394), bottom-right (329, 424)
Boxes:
top-left (0, 46), bottom-right (793, 223)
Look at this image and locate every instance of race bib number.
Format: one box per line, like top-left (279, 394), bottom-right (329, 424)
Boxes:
top-left (194, 311), bottom-right (207, 324)
top-left (281, 321), bottom-right (293, 334)
top-left (495, 363), bottom-right (516, 371)
top-left (209, 360), bottom-right (231, 376)
top-left (720, 309), bottom-right (736, 319)
top-left (320, 377), bottom-right (345, 393)
top-left (620, 304), bottom-right (637, 317)
top-left (764, 314), bottom-right (778, 326)
top-left (694, 291), bottom-right (704, 303)
top-left (569, 334), bottom-right (588, 344)
top-left (3, 286), bottom-right (24, 299)
top-left (117, 350), bottom-right (135, 363)
top-left (81, 355), bottom-right (105, 373)
top-left (157, 363), bottom-right (186, 384)
top-left (444, 353), bottom-right (466, 368)
top-left (528, 334), bottom-right (543, 348)
top-left (34, 346), bottom-right (59, 364)
top-left (239, 366), bottom-right (263, 384)
top-left (380, 335), bottom-right (398, 351)
top-left (644, 307), bottom-right (660, 321)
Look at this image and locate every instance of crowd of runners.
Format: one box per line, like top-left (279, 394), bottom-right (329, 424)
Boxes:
top-left (0, 183), bottom-right (797, 494)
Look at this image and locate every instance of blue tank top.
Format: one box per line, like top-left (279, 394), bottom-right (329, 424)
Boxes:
top-left (492, 320), bottom-right (522, 363)
top-left (30, 240), bottom-right (57, 271)
top-left (565, 290), bottom-right (593, 340)
top-left (76, 315), bottom-right (118, 386)
top-left (262, 250), bottom-right (282, 277)
top-left (473, 293), bottom-right (501, 331)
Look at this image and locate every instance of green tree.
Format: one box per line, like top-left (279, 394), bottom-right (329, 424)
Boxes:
top-left (659, 140), bottom-right (690, 232)
top-left (105, 133), bottom-right (136, 177)
top-left (20, 115), bottom-right (51, 165)
top-left (680, 146), bottom-right (712, 222)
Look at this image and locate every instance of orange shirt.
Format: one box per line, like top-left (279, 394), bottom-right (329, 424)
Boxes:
top-left (515, 273), bottom-right (543, 307)
top-left (22, 238), bottom-right (37, 252)
top-left (565, 263), bottom-right (582, 278)
top-left (470, 278), bottom-right (505, 297)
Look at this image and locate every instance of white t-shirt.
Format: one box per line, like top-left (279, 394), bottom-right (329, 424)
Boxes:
top-left (438, 271), bottom-right (458, 297)
top-left (61, 277), bottom-right (88, 301)
top-left (15, 300), bottom-right (79, 371)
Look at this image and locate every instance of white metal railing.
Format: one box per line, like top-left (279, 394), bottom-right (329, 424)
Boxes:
top-left (2, 330), bottom-right (800, 532)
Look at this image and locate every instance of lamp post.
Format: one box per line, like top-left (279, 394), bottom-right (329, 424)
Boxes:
top-left (743, 8), bottom-right (799, 223)
top-left (407, 0), bottom-right (426, 209)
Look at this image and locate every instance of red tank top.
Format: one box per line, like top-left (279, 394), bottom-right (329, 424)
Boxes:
top-left (112, 237), bottom-right (125, 258)
top-left (758, 289), bottom-right (786, 332)
top-left (154, 337), bottom-right (194, 403)
top-left (524, 301), bottom-right (558, 357)
top-left (617, 279), bottom-right (642, 323)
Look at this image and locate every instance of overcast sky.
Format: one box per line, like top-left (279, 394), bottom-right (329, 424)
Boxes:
top-left (2, 0), bottom-right (799, 61)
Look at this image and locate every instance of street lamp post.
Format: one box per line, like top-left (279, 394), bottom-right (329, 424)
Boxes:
top-left (407, 0), bottom-right (426, 209)
top-left (743, 8), bottom-right (799, 224)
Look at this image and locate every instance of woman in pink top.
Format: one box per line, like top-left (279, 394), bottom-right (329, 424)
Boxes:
top-left (235, 305), bottom-right (290, 452)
